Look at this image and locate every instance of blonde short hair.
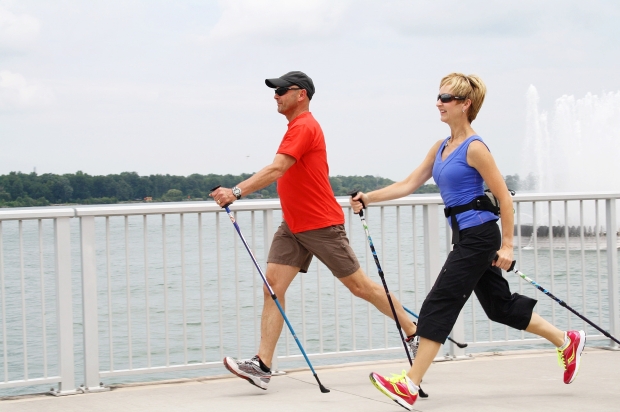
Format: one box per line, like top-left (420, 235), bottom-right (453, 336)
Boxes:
top-left (440, 73), bottom-right (486, 123)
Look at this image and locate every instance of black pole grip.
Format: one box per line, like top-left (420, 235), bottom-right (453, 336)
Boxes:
top-left (209, 185), bottom-right (232, 208)
top-left (494, 254), bottom-right (516, 272)
top-left (348, 191), bottom-right (366, 208)
top-left (348, 191), bottom-right (366, 216)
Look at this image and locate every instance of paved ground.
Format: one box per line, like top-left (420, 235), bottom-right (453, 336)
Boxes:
top-left (2, 347), bottom-right (619, 412)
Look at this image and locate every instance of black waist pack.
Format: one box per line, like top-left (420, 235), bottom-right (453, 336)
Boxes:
top-left (444, 189), bottom-right (515, 244)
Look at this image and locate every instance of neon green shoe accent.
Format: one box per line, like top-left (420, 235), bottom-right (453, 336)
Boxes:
top-left (556, 347), bottom-right (566, 369)
top-left (386, 370), bottom-right (415, 395)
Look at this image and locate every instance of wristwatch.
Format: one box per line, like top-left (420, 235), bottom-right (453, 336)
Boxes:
top-left (232, 186), bottom-right (242, 200)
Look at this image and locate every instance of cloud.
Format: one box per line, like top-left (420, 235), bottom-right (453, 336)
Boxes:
top-left (209, 0), bottom-right (351, 42)
top-left (0, 5), bottom-right (40, 51)
top-left (0, 70), bottom-right (53, 110)
top-left (372, 1), bottom-right (545, 38)
top-left (371, 0), bottom-right (619, 39)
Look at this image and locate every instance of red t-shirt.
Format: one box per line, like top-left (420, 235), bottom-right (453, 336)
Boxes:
top-left (276, 112), bottom-right (344, 233)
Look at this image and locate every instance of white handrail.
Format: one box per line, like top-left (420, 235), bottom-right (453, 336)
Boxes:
top-left (0, 192), bottom-right (618, 396)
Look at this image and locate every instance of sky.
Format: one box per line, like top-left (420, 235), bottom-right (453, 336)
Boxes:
top-left (1, 0), bottom-right (619, 181)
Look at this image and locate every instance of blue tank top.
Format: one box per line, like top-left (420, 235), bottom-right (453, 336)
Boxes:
top-left (432, 135), bottom-right (498, 231)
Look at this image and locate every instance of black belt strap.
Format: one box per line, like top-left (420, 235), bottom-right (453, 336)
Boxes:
top-left (444, 196), bottom-right (499, 245)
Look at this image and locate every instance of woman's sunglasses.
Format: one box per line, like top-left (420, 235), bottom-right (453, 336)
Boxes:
top-left (437, 94), bottom-right (466, 103)
top-left (275, 86), bottom-right (303, 96)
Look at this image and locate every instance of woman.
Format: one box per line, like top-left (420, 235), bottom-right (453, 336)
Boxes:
top-left (350, 73), bottom-right (586, 411)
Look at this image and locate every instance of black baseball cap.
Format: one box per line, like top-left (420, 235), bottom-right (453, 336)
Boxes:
top-left (265, 71), bottom-right (315, 100)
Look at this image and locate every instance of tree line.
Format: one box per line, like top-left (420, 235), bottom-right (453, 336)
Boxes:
top-left (0, 171), bottom-right (442, 208)
top-left (0, 171), bottom-right (528, 208)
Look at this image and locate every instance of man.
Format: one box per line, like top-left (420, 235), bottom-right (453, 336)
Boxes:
top-left (210, 71), bottom-right (418, 391)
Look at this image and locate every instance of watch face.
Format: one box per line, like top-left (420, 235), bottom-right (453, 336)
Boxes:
top-left (233, 187), bottom-right (241, 198)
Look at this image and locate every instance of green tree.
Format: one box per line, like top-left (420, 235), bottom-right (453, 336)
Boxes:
top-left (0, 171), bottom-right (438, 207)
top-left (49, 176), bottom-right (73, 203)
top-left (162, 189), bottom-right (183, 202)
top-left (414, 184), bottom-right (440, 194)
top-left (5, 172), bottom-right (24, 199)
top-left (67, 171), bottom-right (92, 200)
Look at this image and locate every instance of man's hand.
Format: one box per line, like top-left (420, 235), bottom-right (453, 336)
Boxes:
top-left (210, 187), bottom-right (236, 208)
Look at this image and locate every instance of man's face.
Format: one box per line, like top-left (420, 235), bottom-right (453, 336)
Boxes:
top-left (274, 86), bottom-right (303, 115)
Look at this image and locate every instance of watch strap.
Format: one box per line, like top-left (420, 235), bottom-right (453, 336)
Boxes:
top-left (232, 186), bottom-right (242, 200)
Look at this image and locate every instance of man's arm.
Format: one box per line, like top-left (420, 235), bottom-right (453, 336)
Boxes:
top-left (210, 154), bottom-right (296, 205)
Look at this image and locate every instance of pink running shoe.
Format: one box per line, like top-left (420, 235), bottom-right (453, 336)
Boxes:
top-left (557, 330), bottom-right (586, 384)
top-left (369, 371), bottom-right (418, 411)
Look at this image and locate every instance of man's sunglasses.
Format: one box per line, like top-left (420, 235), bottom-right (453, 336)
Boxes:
top-left (437, 94), bottom-right (466, 103)
top-left (275, 86), bottom-right (303, 96)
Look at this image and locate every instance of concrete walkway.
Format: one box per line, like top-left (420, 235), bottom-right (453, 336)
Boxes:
top-left (2, 348), bottom-right (619, 412)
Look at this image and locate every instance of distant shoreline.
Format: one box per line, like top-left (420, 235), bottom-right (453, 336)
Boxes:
top-left (0, 171), bottom-right (440, 208)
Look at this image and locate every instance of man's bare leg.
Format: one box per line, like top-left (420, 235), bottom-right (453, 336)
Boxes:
top-left (257, 262), bottom-right (300, 368)
top-left (339, 267), bottom-right (416, 337)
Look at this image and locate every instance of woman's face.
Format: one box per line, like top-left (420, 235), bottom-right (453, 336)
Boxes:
top-left (436, 85), bottom-right (464, 124)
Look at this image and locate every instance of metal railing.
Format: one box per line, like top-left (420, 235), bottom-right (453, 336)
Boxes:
top-left (0, 208), bottom-right (77, 395)
top-left (0, 193), bottom-right (618, 396)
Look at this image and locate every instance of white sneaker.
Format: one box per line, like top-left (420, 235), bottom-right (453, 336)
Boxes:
top-left (223, 355), bottom-right (271, 390)
top-left (406, 335), bottom-right (419, 359)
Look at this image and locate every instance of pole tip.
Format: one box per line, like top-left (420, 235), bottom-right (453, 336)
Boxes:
top-left (314, 374), bottom-right (330, 393)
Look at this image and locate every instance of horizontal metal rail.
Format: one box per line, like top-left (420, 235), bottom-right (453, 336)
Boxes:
top-left (0, 192), bottom-right (618, 396)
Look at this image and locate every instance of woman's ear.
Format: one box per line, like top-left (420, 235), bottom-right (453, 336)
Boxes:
top-left (462, 99), bottom-right (472, 113)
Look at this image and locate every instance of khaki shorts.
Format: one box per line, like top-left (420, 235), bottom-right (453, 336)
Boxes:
top-left (267, 221), bottom-right (360, 278)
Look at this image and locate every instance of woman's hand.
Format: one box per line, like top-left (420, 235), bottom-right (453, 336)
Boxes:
top-left (349, 192), bottom-right (368, 214)
top-left (492, 245), bottom-right (514, 271)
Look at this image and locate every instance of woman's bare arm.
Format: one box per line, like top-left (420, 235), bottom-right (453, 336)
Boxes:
top-left (467, 140), bottom-right (514, 270)
top-left (350, 140), bottom-right (443, 212)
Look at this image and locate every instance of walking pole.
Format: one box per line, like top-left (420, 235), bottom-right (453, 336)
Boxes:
top-left (402, 306), bottom-right (468, 348)
top-left (498, 256), bottom-right (620, 346)
top-left (212, 186), bottom-right (330, 393)
top-left (349, 192), bottom-right (428, 398)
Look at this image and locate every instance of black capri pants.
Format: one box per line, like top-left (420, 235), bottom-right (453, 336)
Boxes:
top-left (416, 220), bottom-right (537, 344)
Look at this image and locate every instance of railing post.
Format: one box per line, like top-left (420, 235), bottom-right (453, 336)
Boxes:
top-left (80, 216), bottom-right (108, 392)
top-left (606, 199), bottom-right (619, 349)
top-left (51, 217), bottom-right (77, 396)
top-left (423, 205), bottom-right (441, 293)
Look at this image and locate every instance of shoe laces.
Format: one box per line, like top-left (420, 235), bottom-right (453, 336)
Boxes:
top-left (556, 348), bottom-right (567, 370)
top-left (387, 370), bottom-right (409, 385)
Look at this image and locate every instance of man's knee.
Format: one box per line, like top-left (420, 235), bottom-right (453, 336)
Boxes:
top-left (263, 276), bottom-right (287, 297)
top-left (263, 263), bottom-right (297, 297)
top-left (262, 283), bottom-right (273, 298)
top-left (342, 272), bottom-right (376, 301)
top-left (348, 284), bottom-right (369, 300)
